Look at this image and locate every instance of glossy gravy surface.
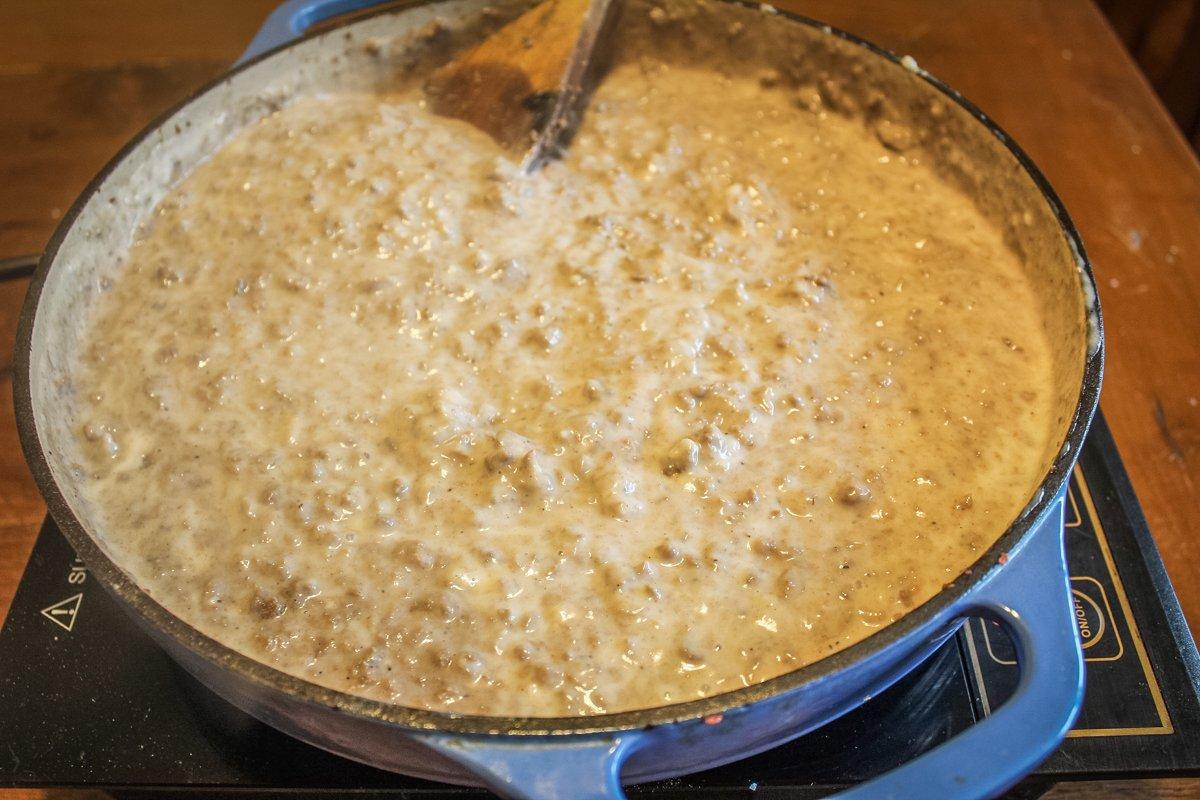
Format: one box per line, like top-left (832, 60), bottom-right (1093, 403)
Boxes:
top-left (71, 59), bottom-right (1055, 716)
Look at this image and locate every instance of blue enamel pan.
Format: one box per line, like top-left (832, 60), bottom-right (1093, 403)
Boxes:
top-left (13, 1), bottom-right (1104, 797)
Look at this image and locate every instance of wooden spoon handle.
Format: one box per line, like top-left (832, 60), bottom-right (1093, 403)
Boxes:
top-left (522, 0), bottom-right (622, 173)
top-left (427, 0), bottom-right (594, 147)
top-left (426, 0), bottom-right (621, 164)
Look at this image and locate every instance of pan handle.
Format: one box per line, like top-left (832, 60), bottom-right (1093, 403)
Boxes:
top-left (238, 0), bottom-right (396, 65)
top-left (0, 254), bottom-right (39, 283)
top-left (412, 732), bottom-right (644, 799)
top-left (831, 490), bottom-right (1083, 800)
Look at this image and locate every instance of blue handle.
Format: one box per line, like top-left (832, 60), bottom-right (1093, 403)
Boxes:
top-left (417, 494), bottom-right (1080, 800)
top-left (238, 0), bottom-right (396, 65)
top-left (832, 492), bottom-right (1082, 800)
top-left (412, 733), bottom-right (642, 799)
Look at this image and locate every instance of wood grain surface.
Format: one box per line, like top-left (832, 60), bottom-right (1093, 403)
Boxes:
top-left (1, 1), bottom-right (1197, 798)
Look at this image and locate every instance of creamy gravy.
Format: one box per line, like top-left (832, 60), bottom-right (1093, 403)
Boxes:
top-left (70, 56), bottom-right (1055, 716)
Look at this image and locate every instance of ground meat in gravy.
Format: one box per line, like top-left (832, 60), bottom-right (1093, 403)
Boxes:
top-left (70, 56), bottom-right (1056, 716)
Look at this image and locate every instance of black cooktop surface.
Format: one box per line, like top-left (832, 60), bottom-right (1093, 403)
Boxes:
top-left (1, 415), bottom-right (1198, 797)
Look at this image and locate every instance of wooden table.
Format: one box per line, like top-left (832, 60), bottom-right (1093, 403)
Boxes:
top-left (1, 1), bottom-right (1197, 798)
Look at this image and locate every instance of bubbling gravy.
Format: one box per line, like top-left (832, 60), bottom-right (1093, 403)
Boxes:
top-left (69, 25), bottom-right (1057, 717)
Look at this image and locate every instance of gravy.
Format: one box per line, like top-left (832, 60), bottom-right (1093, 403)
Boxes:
top-left (71, 55), bottom-right (1055, 716)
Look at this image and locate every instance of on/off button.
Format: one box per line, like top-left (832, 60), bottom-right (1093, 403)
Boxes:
top-left (1071, 576), bottom-right (1123, 662)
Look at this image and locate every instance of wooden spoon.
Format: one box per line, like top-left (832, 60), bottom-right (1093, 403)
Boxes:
top-left (425, 0), bottom-right (621, 172)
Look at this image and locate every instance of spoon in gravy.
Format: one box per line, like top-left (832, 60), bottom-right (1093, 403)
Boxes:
top-left (425, 0), bottom-right (621, 171)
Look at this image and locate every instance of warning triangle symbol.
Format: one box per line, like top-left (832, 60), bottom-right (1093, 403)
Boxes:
top-left (41, 593), bottom-right (83, 632)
